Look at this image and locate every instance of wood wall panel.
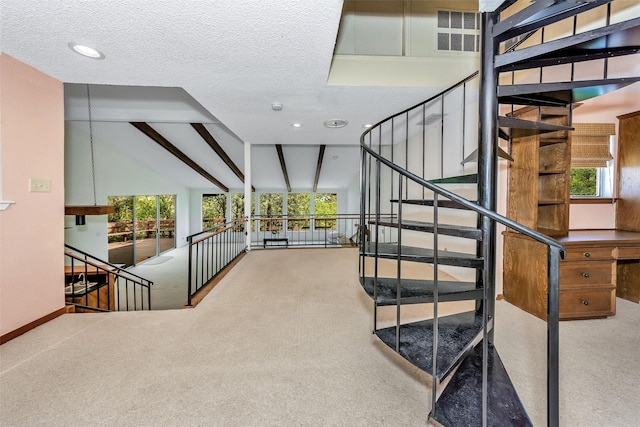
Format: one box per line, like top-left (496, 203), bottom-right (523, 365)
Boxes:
top-left (616, 111), bottom-right (640, 231)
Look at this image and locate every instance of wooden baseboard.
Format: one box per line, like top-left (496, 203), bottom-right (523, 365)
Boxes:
top-left (0, 306), bottom-right (67, 345)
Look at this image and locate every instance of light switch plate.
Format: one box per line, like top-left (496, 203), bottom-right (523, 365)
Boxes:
top-left (29, 178), bottom-right (51, 193)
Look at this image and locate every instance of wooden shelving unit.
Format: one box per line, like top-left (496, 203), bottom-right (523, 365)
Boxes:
top-left (506, 105), bottom-right (572, 238)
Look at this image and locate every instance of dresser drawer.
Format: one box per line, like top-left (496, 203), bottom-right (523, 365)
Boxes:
top-left (617, 246), bottom-right (640, 260)
top-left (559, 288), bottom-right (615, 320)
top-left (559, 260), bottom-right (615, 286)
top-left (563, 247), bottom-right (614, 261)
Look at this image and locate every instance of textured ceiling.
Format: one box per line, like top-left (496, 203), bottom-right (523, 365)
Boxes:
top-left (0, 0), bottom-right (454, 191)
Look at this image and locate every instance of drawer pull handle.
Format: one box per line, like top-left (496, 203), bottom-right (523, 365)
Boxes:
top-left (582, 273), bottom-right (590, 278)
top-left (582, 300), bottom-right (589, 306)
top-left (584, 252), bottom-right (590, 258)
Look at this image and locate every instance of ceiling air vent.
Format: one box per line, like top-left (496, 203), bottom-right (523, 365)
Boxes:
top-left (324, 119), bottom-right (348, 128)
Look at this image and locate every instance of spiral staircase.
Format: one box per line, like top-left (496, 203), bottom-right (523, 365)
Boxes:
top-left (358, 1), bottom-right (640, 425)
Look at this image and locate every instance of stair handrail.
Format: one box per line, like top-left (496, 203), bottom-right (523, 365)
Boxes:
top-left (65, 244), bottom-right (154, 284)
top-left (65, 244), bottom-right (153, 311)
top-left (360, 141), bottom-right (564, 251)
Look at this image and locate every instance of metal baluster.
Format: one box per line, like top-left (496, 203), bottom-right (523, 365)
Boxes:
top-left (395, 176), bottom-right (403, 352)
top-left (431, 193), bottom-right (439, 417)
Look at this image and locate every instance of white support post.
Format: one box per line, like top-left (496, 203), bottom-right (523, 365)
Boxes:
top-left (244, 141), bottom-right (252, 250)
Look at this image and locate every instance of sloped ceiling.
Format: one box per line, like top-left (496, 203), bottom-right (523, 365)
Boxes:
top-left (0, 0), bottom-right (450, 191)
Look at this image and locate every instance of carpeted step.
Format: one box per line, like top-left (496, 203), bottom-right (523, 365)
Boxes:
top-left (363, 243), bottom-right (483, 269)
top-left (430, 343), bottom-right (533, 427)
top-left (375, 311), bottom-right (484, 381)
top-left (369, 218), bottom-right (481, 240)
top-left (359, 276), bottom-right (482, 305)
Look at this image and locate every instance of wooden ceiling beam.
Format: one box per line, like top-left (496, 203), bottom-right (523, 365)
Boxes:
top-left (313, 145), bottom-right (326, 193)
top-left (275, 144), bottom-right (291, 193)
top-left (130, 122), bottom-right (228, 192)
top-left (190, 123), bottom-right (255, 192)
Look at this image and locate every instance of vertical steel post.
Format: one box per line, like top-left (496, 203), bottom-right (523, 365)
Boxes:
top-left (547, 246), bottom-right (561, 427)
top-left (478, 11), bottom-right (499, 427)
top-left (187, 235), bottom-right (193, 306)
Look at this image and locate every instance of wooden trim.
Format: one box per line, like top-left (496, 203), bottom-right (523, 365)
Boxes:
top-left (0, 307), bottom-right (67, 345)
top-left (275, 144), bottom-right (291, 192)
top-left (617, 110), bottom-right (640, 121)
top-left (65, 205), bottom-right (114, 215)
top-left (190, 123), bottom-right (255, 192)
top-left (570, 197), bottom-right (616, 204)
top-left (131, 122), bottom-right (228, 192)
top-left (313, 145), bottom-right (326, 193)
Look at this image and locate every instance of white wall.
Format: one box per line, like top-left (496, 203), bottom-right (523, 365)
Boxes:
top-left (568, 86), bottom-right (640, 230)
top-left (64, 121), bottom-right (191, 259)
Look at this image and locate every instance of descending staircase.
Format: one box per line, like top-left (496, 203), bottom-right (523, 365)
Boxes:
top-left (358, 1), bottom-right (640, 426)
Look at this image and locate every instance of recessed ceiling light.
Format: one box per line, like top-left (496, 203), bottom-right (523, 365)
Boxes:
top-left (363, 123), bottom-right (373, 128)
top-left (68, 43), bottom-right (105, 59)
top-left (271, 102), bottom-right (283, 111)
top-left (324, 119), bottom-right (348, 128)
top-left (291, 123), bottom-right (303, 128)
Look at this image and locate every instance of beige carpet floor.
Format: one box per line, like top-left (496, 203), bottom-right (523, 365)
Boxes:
top-left (1, 248), bottom-right (639, 426)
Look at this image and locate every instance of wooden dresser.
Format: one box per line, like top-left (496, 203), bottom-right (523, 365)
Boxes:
top-left (503, 229), bottom-right (640, 321)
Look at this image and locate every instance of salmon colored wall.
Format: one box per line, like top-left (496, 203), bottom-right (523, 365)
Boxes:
top-left (0, 54), bottom-right (65, 336)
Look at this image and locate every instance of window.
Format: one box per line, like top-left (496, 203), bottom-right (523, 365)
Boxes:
top-left (437, 10), bottom-right (480, 52)
top-left (231, 193), bottom-right (254, 231)
top-left (570, 168), bottom-right (598, 196)
top-left (202, 194), bottom-right (226, 230)
top-left (107, 194), bottom-right (176, 266)
top-left (570, 123), bottom-right (615, 199)
top-left (259, 193), bottom-right (283, 232)
top-left (287, 193), bottom-right (310, 230)
top-left (314, 193), bottom-right (337, 229)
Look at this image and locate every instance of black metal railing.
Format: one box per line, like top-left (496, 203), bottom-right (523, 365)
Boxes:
top-left (64, 244), bottom-right (153, 312)
top-left (360, 76), bottom-right (565, 425)
top-left (249, 214), bottom-right (390, 248)
top-left (187, 219), bottom-right (247, 306)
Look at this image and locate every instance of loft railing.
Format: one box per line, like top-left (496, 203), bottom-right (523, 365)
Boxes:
top-left (186, 219), bottom-right (247, 306)
top-left (359, 73), bottom-right (565, 424)
top-left (248, 214), bottom-right (392, 248)
top-left (64, 244), bottom-right (153, 312)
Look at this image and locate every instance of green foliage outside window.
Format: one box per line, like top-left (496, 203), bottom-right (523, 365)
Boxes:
top-left (288, 193), bottom-right (310, 230)
top-left (202, 194), bottom-right (226, 230)
top-left (260, 193), bottom-right (283, 232)
top-left (314, 193), bottom-right (337, 229)
top-left (570, 168), bottom-right (598, 196)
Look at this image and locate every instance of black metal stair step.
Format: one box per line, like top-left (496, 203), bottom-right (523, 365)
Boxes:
top-left (375, 311), bottom-right (484, 381)
top-left (496, 16), bottom-right (640, 71)
top-left (494, 0), bottom-right (611, 42)
top-left (461, 147), bottom-right (514, 164)
top-left (390, 199), bottom-right (477, 210)
top-left (430, 343), bottom-right (533, 427)
top-left (498, 77), bottom-right (640, 107)
top-left (429, 173), bottom-right (477, 184)
top-left (370, 219), bottom-right (481, 240)
top-left (498, 115), bottom-right (572, 138)
top-left (363, 243), bottom-right (483, 269)
top-left (359, 276), bottom-right (482, 305)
